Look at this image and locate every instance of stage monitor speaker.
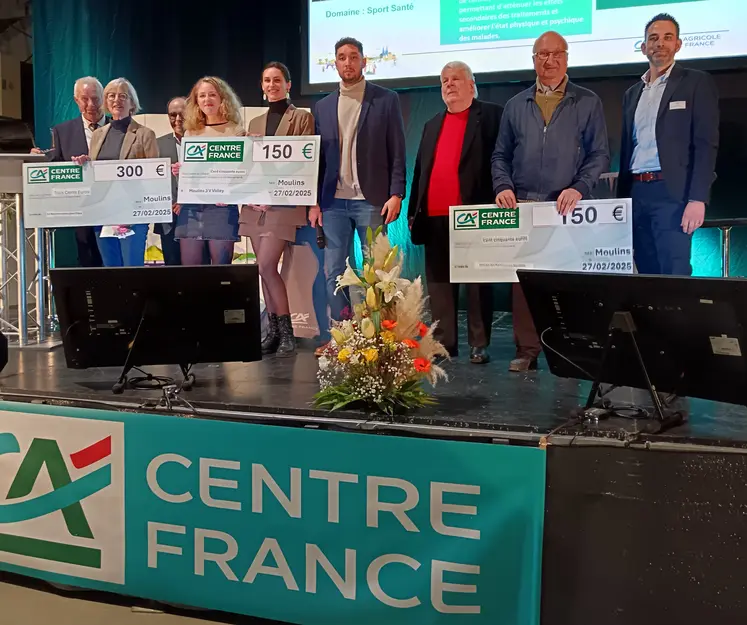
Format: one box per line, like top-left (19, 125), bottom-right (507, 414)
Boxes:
top-left (50, 265), bottom-right (261, 393)
top-left (518, 270), bottom-right (747, 429)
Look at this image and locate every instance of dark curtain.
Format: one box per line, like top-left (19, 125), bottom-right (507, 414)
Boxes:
top-left (33, 0), bottom-right (747, 278)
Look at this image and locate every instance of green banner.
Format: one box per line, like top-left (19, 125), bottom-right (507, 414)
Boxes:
top-left (0, 400), bottom-right (547, 625)
top-left (596, 0), bottom-right (701, 9)
top-left (440, 0), bottom-right (593, 45)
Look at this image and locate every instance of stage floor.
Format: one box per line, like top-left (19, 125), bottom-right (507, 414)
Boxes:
top-left (3, 314), bottom-right (746, 447)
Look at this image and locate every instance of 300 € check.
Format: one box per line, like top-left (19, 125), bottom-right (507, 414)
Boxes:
top-left (449, 199), bottom-right (634, 283)
top-left (22, 158), bottom-right (173, 228)
top-left (177, 136), bottom-right (320, 206)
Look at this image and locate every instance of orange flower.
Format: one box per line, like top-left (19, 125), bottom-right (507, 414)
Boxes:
top-left (403, 339), bottom-right (419, 349)
top-left (418, 322), bottom-right (428, 337)
top-left (382, 319), bottom-right (398, 330)
top-left (414, 358), bottom-right (431, 373)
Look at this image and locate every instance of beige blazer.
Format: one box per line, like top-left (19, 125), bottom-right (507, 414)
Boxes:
top-left (89, 118), bottom-right (159, 160)
top-left (239, 105), bottom-right (314, 234)
top-left (247, 104), bottom-right (314, 137)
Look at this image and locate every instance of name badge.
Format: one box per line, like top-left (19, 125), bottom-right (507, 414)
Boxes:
top-left (670, 101), bottom-right (687, 110)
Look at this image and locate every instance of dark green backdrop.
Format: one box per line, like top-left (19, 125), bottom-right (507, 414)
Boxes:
top-left (33, 0), bottom-right (747, 280)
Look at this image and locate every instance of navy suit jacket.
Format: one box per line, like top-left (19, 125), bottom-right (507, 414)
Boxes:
top-left (47, 116), bottom-right (108, 162)
top-left (618, 64), bottom-right (719, 203)
top-left (314, 81), bottom-right (406, 208)
top-left (155, 133), bottom-right (180, 236)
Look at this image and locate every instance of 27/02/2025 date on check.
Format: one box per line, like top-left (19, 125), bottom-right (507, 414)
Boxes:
top-left (132, 208), bottom-right (172, 218)
top-left (272, 189), bottom-right (312, 197)
top-left (581, 261), bottom-right (633, 272)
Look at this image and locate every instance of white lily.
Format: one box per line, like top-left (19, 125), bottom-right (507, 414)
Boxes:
top-left (334, 258), bottom-right (363, 295)
top-left (330, 328), bottom-right (346, 345)
top-left (361, 317), bottom-right (376, 339)
top-left (375, 265), bottom-right (411, 303)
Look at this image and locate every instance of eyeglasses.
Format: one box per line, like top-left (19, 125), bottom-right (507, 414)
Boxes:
top-left (533, 51), bottom-right (568, 61)
top-left (168, 112), bottom-right (184, 119)
top-left (106, 93), bottom-right (129, 102)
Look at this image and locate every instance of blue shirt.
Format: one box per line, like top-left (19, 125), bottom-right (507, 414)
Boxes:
top-left (630, 63), bottom-right (675, 173)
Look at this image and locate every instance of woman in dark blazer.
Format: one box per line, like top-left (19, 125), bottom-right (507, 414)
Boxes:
top-left (240, 62), bottom-right (314, 357)
top-left (73, 77), bottom-right (158, 267)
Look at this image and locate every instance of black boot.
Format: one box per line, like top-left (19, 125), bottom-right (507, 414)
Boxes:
top-left (261, 312), bottom-right (280, 355)
top-left (276, 314), bottom-right (296, 357)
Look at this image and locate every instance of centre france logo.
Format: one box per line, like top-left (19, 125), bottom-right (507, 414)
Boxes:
top-left (184, 143), bottom-right (208, 161)
top-left (0, 413), bottom-right (124, 583)
top-left (27, 165), bottom-right (83, 184)
top-left (184, 141), bottom-right (244, 162)
top-left (454, 209), bottom-right (479, 230)
top-left (27, 167), bottom-right (49, 183)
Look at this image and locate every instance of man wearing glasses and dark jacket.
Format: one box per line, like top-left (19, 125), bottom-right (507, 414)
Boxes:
top-left (491, 30), bottom-right (610, 373)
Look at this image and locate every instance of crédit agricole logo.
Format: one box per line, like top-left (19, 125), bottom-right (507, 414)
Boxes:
top-left (0, 412), bottom-right (124, 583)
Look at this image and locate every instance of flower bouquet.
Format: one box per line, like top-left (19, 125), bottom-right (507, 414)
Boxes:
top-left (314, 227), bottom-right (448, 414)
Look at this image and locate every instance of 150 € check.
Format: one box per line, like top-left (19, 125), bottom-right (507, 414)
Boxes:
top-left (22, 158), bottom-right (173, 228)
top-left (449, 199), bottom-right (634, 283)
top-left (177, 136), bottom-right (320, 206)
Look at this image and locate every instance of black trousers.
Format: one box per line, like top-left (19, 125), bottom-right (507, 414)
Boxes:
top-left (423, 216), bottom-right (493, 356)
top-left (75, 226), bottom-right (103, 267)
top-left (159, 229), bottom-right (182, 266)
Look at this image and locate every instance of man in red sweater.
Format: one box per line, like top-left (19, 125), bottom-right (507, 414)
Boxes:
top-left (408, 62), bottom-right (503, 364)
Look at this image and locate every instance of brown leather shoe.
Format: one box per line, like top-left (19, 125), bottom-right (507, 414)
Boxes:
top-left (315, 341), bottom-right (331, 358)
top-left (509, 357), bottom-right (538, 372)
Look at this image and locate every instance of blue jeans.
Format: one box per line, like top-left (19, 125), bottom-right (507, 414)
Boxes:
top-left (632, 180), bottom-right (692, 275)
top-left (95, 224), bottom-right (149, 267)
top-left (322, 199), bottom-right (384, 321)
top-left (294, 225), bottom-right (330, 342)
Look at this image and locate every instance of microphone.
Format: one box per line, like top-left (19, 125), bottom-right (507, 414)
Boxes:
top-left (316, 224), bottom-right (326, 249)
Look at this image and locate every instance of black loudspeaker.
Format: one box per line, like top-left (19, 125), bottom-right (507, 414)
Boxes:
top-left (0, 331), bottom-right (8, 373)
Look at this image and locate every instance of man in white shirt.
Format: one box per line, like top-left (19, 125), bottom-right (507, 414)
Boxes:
top-left (618, 13), bottom-right (719, 275)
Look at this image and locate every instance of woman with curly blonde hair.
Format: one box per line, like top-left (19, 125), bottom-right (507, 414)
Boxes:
top-left (173, 76), bottom-right (244, 265)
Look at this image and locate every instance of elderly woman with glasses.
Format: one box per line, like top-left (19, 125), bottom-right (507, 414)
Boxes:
top-left (72, 77), bottom-right (158, 267)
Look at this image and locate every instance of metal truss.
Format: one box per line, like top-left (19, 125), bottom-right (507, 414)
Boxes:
top-left (0, 192), bottom-right (51, 346)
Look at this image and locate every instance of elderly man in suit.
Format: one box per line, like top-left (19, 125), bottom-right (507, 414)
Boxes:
top-left (156, 96), bottom-right (186, 266)
top-left (618, 13), bottom-right (719, 276)
top-left (408, 62), bottom-right (502, 364)
top-left (309, 36), bottom-right (406, 350)
top-left (32, 76), bottom-right (106, 267)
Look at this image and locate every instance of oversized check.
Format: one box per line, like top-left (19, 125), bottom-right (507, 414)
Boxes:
top-left (177, 136), bottom-right (320, 206)
top-left (450, 199), bottom-right (634, 283)
top-left (22, 158), bottom-right (173, 229)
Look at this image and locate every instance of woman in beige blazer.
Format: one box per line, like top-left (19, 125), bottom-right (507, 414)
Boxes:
top-left (240, 62), bottom-right (314, 357)
top-left (73, 77), bottom-right (158, 267)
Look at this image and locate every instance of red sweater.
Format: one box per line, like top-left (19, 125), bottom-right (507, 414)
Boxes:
top-left (427, 108), bottom-right (469, 217)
